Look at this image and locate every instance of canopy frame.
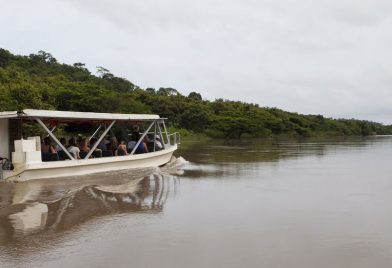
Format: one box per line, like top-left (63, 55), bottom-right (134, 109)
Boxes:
top-left (23, 110), bottom-right (174, 162)
top-left (88, 125), bottom-right (102, 141)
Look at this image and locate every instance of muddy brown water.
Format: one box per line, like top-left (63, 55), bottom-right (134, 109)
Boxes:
top-left (1, 136), bottom-right (392, 268)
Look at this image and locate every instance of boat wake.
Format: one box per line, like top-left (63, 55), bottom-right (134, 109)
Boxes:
top-left (159, 156), bottom-right (189, 175)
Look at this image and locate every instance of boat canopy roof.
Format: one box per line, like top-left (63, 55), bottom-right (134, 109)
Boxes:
top-left (0, 111), bottom-right (18, 119)
top-left (1, 109), bottom-right (160, 121)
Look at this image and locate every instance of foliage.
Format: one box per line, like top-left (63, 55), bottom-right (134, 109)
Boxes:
top-left (1, 48), bottom-right (391, 138)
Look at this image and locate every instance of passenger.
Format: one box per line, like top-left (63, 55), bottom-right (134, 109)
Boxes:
top-left (133, 132), bottom-right (149, 154)
top-left (132, 125), bottom-right (140, 135)
top-left (144, 135), bottom-right (152, 151)
top-left (89, 137), bottom-right (97, 148)
top-left (56, 137), bottom-right (67, 151)
top-left (88, 137), bottom-right (103, 157)
top-left (127, 134), bottom-right (137, 152)
top-left (41, 137), bottom-right (57, 154)
top-left (155, 135), bottom-right (163, 150)
top-left (67, 137), bottom-right (81, 159)
top-left (116, 140), bottom-right (128, 156)
top-left (92, 137), bottom-right (106, 151)
top-left (131, 125), bottom-right (141, 141)
top-left (79, 138), bottom-right (90, 153)
top-left (104, 135), bottom-right (111, 148)
top-left (142, 138), bottom-right (149, 153)
top-left (107, 136), bottom-right (118, 155)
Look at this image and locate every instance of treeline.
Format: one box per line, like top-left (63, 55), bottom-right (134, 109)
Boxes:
top-left (1, 49), bottom-right (391, 138)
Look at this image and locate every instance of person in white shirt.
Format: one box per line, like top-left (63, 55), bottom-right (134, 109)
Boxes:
top-left (155, 135), bottom-right (163, 150)
top-left (67, 137), bottom-right (81, 159)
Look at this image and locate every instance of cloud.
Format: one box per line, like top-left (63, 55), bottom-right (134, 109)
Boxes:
top-left (1, 0), bottom-right (392, 123)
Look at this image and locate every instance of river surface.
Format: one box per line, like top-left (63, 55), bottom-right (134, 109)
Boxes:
top-left (1, 136), bottom-right (392, 268)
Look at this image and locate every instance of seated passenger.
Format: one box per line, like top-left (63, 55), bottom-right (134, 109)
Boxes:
top-left (89, 137), bottom-right (97, 148)
top-left (67, 137), bottom-right (81, 159)
top-left (155, 135), bottom-right (163, 150)
top-left (91, 137), bottom-right (106, 151)
top-left (107, 136), bottom-right (119, 155)
top-left (56, 137), bottom-right (67, 152)
top-left (147, 135), bottom-right (163, 151)
top-left (89, 137), bottom-right (103, 156)
top-left (132, 133), bottom-right (149, 154)
top-left (116, 140), bottom-right (128, 156)
top-left (127, 134), bottom-right (137, 151)
top-left (41, 137), bottom-right (57, 154)
top-left (79, 138), bottom-right (90, 153)
top-left (132, 125), bottom-right (140, 135)
top-left (104, 135), bottom-right (111, 148)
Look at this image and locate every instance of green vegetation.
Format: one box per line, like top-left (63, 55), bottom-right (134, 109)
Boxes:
top-left (1, 48), bottom-right (391, 138)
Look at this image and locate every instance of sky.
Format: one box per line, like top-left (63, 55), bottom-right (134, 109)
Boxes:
top-left (1, 0), bottom-right (392, 123)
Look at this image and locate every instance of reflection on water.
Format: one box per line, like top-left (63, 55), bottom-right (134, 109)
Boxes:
top-left (177, 136), bottom-right (380, 164)
top-left (0, 170), bottom-right (179, 247)
top-left (1, 136), bottom-right (392, 268)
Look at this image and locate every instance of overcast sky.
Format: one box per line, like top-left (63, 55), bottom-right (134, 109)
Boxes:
top-left (1, 0), bottom-right (392, 123)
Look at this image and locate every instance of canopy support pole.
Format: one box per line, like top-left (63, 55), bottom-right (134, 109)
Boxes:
top-left (89, 125), bottom-right (102, 141)
top-left (46, 126), bottom-right (57, 137)
top-left (130, 121), bottom-right (155, 155)
top-left (162, 121), bottom-right (170, 146)
top-left (153, 121), bottom-right (157, 152)
top-left (85, 121), bottom-right (116, 159)
top-left (36, 118), bottom-right (75, 160)
top-left (157, 121), bottom-right (165, 150)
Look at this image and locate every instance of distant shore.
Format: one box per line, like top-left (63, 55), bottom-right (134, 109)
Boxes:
top-left (1, 48), bottom-right (391, 138)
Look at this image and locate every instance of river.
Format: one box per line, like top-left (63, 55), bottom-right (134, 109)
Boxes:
top-left (1, 136), bottom-right (392, 268)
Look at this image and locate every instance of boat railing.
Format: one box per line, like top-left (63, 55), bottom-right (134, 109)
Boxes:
top-left (167, 132), bottom-right (181, 146)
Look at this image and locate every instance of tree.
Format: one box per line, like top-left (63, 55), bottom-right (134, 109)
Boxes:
top-left (157, 87), bottom-right (179, 96)
top-left (29, 50), bottom-right (57, 63)
top-left (188, 91), bottom-right (202, 100)
top-left (146, 88), bottom-right (156, 94)
top-left (180, 104), bottom-right (209, 132)
top-left (96, 66), bottom-right (113, 79)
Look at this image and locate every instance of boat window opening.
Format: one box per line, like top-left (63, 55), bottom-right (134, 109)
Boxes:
top-left (3, 112), bottom-right (176, 164)
top-left (36, 119), bottom-right (170, 162)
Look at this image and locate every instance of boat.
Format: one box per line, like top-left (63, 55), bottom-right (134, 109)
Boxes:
top-left (0, 109), bottom-right (180, 182)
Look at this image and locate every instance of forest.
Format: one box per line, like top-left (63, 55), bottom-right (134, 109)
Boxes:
top-left (1, 48), bottom-right (391, 138)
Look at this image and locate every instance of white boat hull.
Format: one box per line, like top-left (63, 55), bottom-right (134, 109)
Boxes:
top-left (4, 145), bottom-right (177, 182)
